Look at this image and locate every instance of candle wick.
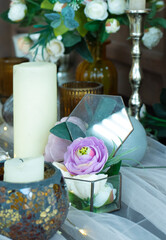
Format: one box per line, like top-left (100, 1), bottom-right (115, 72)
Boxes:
top-left (19, 158), bottom-right (24, 162)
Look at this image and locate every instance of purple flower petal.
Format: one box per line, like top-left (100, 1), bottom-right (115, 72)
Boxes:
top-left (64, 136), bottom-right (108, 175)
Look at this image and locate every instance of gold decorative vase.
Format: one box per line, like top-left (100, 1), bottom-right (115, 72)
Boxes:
top-left (76, 41), bottom-right (118, 95)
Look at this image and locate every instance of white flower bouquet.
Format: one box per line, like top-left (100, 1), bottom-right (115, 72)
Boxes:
top-left (1, 0), bottom-right (166, 62)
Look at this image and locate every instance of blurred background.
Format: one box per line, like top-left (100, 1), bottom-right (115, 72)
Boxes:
top-left (0, 0), bottom-right (166, 106)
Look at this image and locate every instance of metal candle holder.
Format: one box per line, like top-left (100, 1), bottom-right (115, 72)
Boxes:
top-left (126, 9), bottom-right (150, 120)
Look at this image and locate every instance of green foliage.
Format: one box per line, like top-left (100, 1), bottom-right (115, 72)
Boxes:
top-left (146, 2), bottom-right (166, 29)
top-left (0, 10), bottom-right (13, 23)
top-left (147, 18), bottom-right (166, 28)
top-left (50, 122), bottom-right (72, 141)
top-left (49, 0), bottom-right (57, 3)
top-left (75, 38), bottom-right (93, 62)
top-left (41, 0), bottom-right (54, 10)
top-left (75, 6), bottom-right (88, 37)
top-left (100, 144), bottom-right (136, 176)
top-left (63, 31), bottom-right (81, 47)
top-left (148, 2), bottom-right (157, 19)
top-left (99, 21), bottom-right (109, 43)
top-left (68, 191), bottom-right (90, 209)
top-left (1, 0), bottom-right (166, 60)
top-left (153, 104), bottom-right (166, 119)
top-left (84, 21), bottom-right (101, 32)
top-left (114, 14), bottom-right (129, 25)
top-left (141, 88), bottom-right (166, 139)
top-left (53, 21), bottom-right (68, 36)
top-left (21, 1), bottom-right (43, 27)
top-left (106, 161), bottom-right (121, 177)
top-left (62, 6), bottom-right (79, 29)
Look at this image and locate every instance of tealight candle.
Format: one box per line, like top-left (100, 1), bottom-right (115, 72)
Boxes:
top-left (4, 156), bottom-right (44, 183)
top-left (13, 62), bottom-right (57, 158)
top-left (129, 0), bottom-right (146, 10)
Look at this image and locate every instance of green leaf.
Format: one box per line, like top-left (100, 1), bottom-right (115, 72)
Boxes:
top-left (53, 21), bottom-right (68, 36)
top-left (51, 18), bottom-right (61, 28)
top-left (102, 147), bottom-right (136, 171)
top-left (84, 20), bottom-right (101, 32)
top-left (153, 103), bottom-right (166, 119)
top-left (49, 0), bottom-right (57, 4)
top-left (75, 38), bottom-right (93, 62)
top-left (99, 22), bottom-right (109, 43)
top-left (160, 88), bottom-right (166, 106)
top-left (63, 31), bottom-right (81, 47)
top-left (106, 161), bottom-right (122, 176)
top-left (41, 0), bottom-right (54, 10)
top-left (147, 2), bottom-right (156, 19)
top-left (50, 122), bottom-right (72, 140)
top-left (148, 18), bottom-right (166, 28)
top-left (157, 128), bottom-right (166, 138)
top-left (26, 0), bottom-right (41, 6)
top-left (33, 24), bottom-right (48, 28)
top-left (48, 0), bottom-right (56, 3)
top-left (45, 13), bottom-right (60, 21)
top-left (68, 191), bottom-right (90, 209)
top-left (66, 122), bottom-right (86, 140)
top-left (62, 6), bottom-right (75, 19)
top-left (75, 6), bottom-right (88, 37)
top-left (115, 14), bottom-right (129, 25)
top-left (0, 10), bottom-right (14, 23)
top-left (62, 6), bottom-right (79, 29)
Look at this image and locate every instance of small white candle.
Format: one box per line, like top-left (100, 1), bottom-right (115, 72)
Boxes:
top-left (4, 156), bottom-right (44, 183)
top-left (13, 62), bottom-right (57, 158)
top-left (129, 0), bottom-right (146, 10)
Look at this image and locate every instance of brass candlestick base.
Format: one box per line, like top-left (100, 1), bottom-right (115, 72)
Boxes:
top-left (126, 9), bottom-right (150, 120)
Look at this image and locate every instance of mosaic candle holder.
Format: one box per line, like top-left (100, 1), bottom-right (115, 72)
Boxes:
top-left (0, 162), bottom-right (69, 240)
top-left (65, 173), bottom-right (121, 213)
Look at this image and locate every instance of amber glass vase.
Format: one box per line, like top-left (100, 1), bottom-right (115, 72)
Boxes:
top-left (0, 57), bottom-right (29, 103)
top-left (76, 41), bottom-right (118, 95)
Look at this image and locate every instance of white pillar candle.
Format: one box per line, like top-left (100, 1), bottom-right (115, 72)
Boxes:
top-left (13, 62), bottom-right (57, 158)
top-left (4, 156), bottom-right (44, 183)
top-left (129, 0), bottom-right (146, 10)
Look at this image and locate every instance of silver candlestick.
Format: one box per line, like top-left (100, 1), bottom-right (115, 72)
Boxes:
top-left (126, 9), bottom-right (150, 120)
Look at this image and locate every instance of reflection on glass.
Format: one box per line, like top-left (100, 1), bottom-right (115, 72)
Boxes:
top-left (66, 94), bottom-right (133, 154)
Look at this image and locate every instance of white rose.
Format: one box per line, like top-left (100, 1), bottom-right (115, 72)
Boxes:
top-left (105, 18), bottom-right (120, 34)
top-left (156, 0), bottom-right (165, 11)
top-left (84, 0), bottom-right (108, 21)
top-left (108, 0), bottom-right (126, 15)
top-left (94, 183), bottom-right (116, 207)
top-left (46, 39), bottom-right (65, 63)
top-left (53, 2), bottom-right (66, 12)
top-left (67, 174), bottom-right (116, 207)
top-left (8, 2), bottom-right (27, 22)
top-left (54, 162), bottom-right (116, 208)
top-left (142, 27), bottom-right (163, 49)
top-left (17, 36), bottom-right (33, 54)
top-left (30, 45), bottom-right (49, 62)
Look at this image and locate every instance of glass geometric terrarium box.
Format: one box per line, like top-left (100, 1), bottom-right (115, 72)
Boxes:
top-left (51, 94), bottom-right (133, 213)
top-left (64, 173), bottom-right (121, 213)
top-left (66, 94), bottom-right (133, 155)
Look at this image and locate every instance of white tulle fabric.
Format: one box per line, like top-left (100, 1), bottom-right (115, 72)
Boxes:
top-left (1, 137), bottom-right (166, 240)
top-left (57, 137), bottom-right (166, 240)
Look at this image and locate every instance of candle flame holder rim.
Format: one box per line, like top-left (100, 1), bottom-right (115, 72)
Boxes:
top-left (0, 161), bottom-right (61, 189)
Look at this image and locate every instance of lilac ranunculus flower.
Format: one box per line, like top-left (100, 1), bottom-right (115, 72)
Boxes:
top-left (64, 136), bottom-right (108, 175)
